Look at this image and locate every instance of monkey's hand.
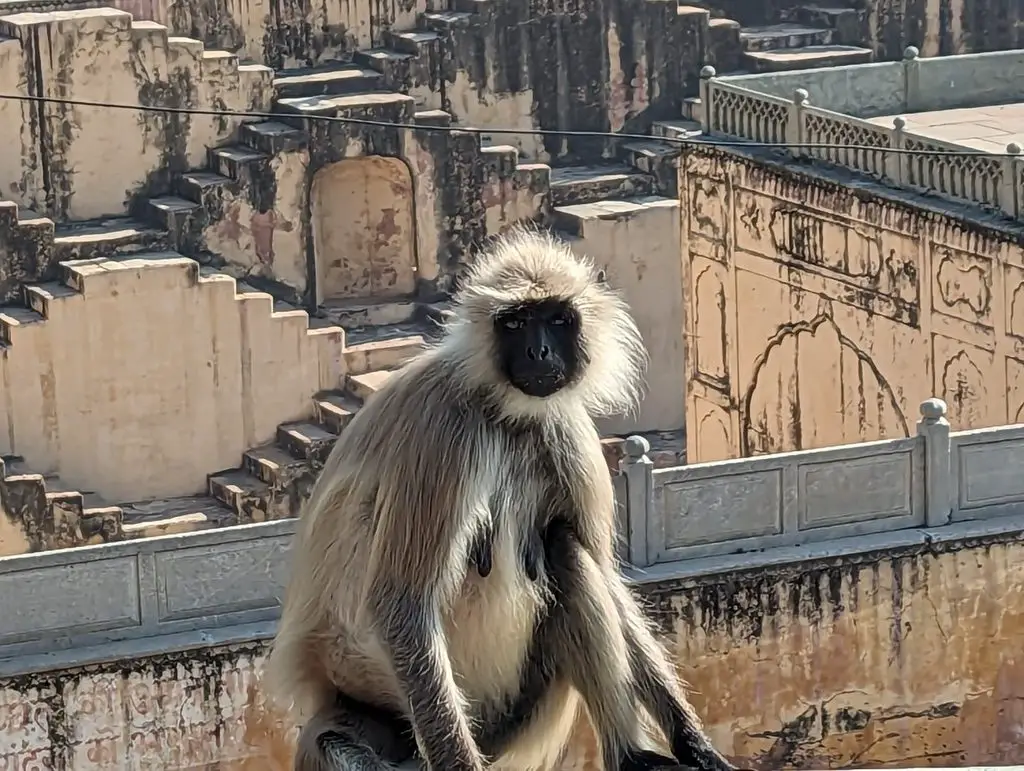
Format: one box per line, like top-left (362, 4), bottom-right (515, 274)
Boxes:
top-left (523, 524), bottom-right (543, 582)
top-left (470, 527), bottom-right (493, 578)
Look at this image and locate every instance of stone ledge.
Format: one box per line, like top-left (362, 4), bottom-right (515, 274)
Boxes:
top-left (5, 513), bottom-right (1024, 678)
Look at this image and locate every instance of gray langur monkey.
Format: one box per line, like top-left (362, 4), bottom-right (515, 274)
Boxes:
top-left (264, 226), bottom-right (739, 771)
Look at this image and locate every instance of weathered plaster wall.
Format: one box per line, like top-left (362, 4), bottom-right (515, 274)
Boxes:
top-left (2, 531), bottom-right (1022, 769)
top-left (0, 254), bottom-right (343, 502)
top-left (563, 196), bottom-right (688, 434)
top-left (681, 143), bottom-right (1024, 464)
top-left (0, 7), bottom-right (272, 222)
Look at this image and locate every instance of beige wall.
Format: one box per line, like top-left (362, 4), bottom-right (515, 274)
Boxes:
top-left (567, 198), bottom-right (687, 434)
top-left (682, 145), bottom-right (1024, 463)
top-left (2, 533), bottom-right (1022, 768)
top-left (0, 255), bottom-right (343, 502)
top-left (0, 7), bottom-right (271, 221)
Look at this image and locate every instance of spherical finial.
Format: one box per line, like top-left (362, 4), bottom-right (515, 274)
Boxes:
top-left (1008, 142), bottom-right (1021, 155)
top-left (624, 435), bottom-right (651, 459)
top-left (903, 45), bottom-right (919, 60)
top-left (793, 88), bottom-right (809, 105)
top-left (893, 116), bottom-right (906, 130)
top-left (700, 65), bottom-right (717, 80)
top-left (919, 398), bottom-right (947, 421)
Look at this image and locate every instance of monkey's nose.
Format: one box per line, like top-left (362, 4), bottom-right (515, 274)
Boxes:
top-left (527, 346), bottom-right (551, 361)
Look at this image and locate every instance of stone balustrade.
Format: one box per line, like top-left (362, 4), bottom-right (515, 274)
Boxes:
top-left (698, 47), bottom-right (1024, 220)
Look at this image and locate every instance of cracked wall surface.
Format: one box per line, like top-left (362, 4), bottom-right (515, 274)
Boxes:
top-left (2, 531), bottom-right (1022, 768)
top-left (682, 144), bottom-right (1024, 464)
top-left (0, 7), bottom-right (272, 222)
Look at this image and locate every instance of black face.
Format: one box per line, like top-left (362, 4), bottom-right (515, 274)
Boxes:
top-left (494, 299), bottom-right (581, 398)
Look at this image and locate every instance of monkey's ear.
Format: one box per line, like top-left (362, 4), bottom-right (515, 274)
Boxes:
top-left (596, 269), bottom-right (608, 284)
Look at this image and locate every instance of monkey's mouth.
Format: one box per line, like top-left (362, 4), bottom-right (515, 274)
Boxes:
top-left (511, 372), bottom-right (567, 398)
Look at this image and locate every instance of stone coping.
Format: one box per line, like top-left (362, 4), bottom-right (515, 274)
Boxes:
top-left (3, 512), bottom-right (1024, 679)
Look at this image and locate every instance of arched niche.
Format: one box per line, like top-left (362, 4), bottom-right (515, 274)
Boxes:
top-left (310, 156), bottom-right (417, 303)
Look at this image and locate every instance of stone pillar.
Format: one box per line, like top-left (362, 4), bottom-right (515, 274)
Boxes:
top-left (620, 435), bottom-right (655, 568)
top-left (917, 397), bottom-right (952, 527)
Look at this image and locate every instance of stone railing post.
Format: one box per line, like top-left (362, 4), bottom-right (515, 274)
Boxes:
top-left (787, 88), bottom-right (808, 157)
top-left (699, 65), bottom-right (716, 134)
top-left (1000, 143), bottom-right (1021, 217)
top-left (890, 116), bottom-right (909, 185)
top-left (902, 45), bottom-right (921, 113)
top-left (619, 435), bottom-right (655, 568)
top-left (917, 397), bottom-right (952, 527)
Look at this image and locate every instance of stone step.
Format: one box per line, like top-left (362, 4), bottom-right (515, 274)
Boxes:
top-left (120, 495), bottom-right (234, 539)
top-left (346, 369), bottom-right (393, 401)
top-left (321, 297), bottom-right (419, 328)
top-left (0, 461), bottom-right (124, 550)
top-left (652, 119), bottom-right (703, 141)
top-left (553, 196), bottom-right (679, 238)
top-left (277, 422), bottom-right (337, 464)
top-left (344, 334), bottom-right (425, 375)
top-left (740, 23), bottom-right (832, 50)
top-left (176, 171), bottom-right (234, 206)
top-left (0, 304), bottom-right (43, 344)
top-left (790, 5), bottom-right (863, 45)
top-left (147, 196), bottom-right (201, 231)
top-left (549, 165), bottom-right (655, 207)
top-left (386, 29), bottom-right (440, 55)
top-left (243, 443), bottom-right (309, 485)
top-left (239, 120), bottom-right (308, 155)
top-left (53, 217), bottom-right (167, 261)
top-left (208, 468), bottom-right (269, 514)
top-left (421, 10), bottom-right (474, 31)
top-left (743, 44), bottom-right (873, 72)
top-left (273, 64), bottom-right (385, 99)
top-left (313, 390), bottom-right (361, 434)
top-left (209, 145), bottom-right (269, 179)
top-left (619, 140), bottom-right (681, 174)
top-left (274, 91), bottom-right (415, 128)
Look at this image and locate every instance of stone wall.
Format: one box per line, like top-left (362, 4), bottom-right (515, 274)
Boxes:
top-left (680, 141), bottom-right (1024, 463)
top-left (3, 520), bottom-right (1024, 769)
top-left (0, 254), bottom-right (344, 503)
top-left (0, 7), bottom-right (272, 222)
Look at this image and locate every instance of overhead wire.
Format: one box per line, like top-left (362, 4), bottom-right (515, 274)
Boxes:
top-left (0, 91), bottom-right (1017, 158)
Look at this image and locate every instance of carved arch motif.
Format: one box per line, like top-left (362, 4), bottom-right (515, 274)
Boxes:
top-left (741, 309), bottom-right (908, 455)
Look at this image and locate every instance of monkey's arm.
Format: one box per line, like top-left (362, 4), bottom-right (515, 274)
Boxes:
top-left (365, 471), bottom-right (487, 771)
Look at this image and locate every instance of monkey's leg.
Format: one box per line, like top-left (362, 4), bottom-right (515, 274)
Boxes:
top-left (540, 518), bottom-right (671, 771)
top-left (606, 576), bottom-right (737, 771)
top-left (294, 694), bottom-right (419, 771)
top-left (373, 588), bottom-right (486, 771)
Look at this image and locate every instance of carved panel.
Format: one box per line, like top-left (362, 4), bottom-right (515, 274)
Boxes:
top-left (931, 243), bottom-right (994, 329)
top-left (659, 469), bottom-right (784, 549)
top-left (692, 257), bottom-right (729, 389)
top-left (952, 425), bottom-right (1024, 521)
top-left (732, 188), bottom-right (920, 313)
top-left (742, 310), bottom-right (907, 456)
top-left (932, 334), bottom-right (999, 428)
top-left (688, 176), bottom-right (727, 243)
top-left (1006, 357), bottom-right (1024, 424)
top-left (692, 396), bottom-right (733, 463)
top-left (1005, 263), bottom-right (1024, 340)
top-left (797, 451), bottom-right (915, 529)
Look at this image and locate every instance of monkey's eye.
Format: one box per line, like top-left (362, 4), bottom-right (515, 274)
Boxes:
top-left (503, 318), bottom-right (524, 330)
top-left (550, 312), bottom-right (572, 326)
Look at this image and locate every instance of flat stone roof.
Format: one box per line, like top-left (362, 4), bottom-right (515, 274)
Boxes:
top-left (867, 102), bottom-right (1024, 153)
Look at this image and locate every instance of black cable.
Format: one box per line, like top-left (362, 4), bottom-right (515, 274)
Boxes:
top-left (0, 91), bottom-right (1015, 158)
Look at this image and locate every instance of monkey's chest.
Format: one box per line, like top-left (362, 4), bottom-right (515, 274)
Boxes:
top-left (444, 545), bottom-right (546, 708)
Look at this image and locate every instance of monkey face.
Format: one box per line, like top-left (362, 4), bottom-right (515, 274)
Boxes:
top-left (493, 299), bottom-right (582, 398)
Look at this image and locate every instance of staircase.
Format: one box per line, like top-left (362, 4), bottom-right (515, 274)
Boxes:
top-left (697, 3), bottom-right (872, 75)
